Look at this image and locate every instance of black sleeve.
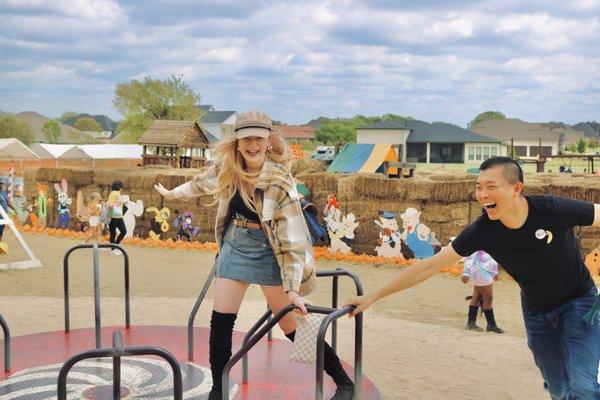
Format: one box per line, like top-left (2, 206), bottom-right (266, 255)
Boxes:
top-left (555, 196), bottom-right (595, 227)
top-left (451, 221), bottom-right (483, 257)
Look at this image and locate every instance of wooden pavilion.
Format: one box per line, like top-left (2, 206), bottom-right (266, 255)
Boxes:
top-left (138, 120), bottom-right (210, 168)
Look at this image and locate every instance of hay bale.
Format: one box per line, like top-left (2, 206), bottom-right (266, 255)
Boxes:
top-left (341, 174), bottom-right (407, 200)
top-left (404, 180), bottom-right (436, 201)
top-left (421, 203), bottom-right (452, 223)
top-left (291, 158), bottom-right (327, 175)
top-left (430, 180), bottom-right (475, 203)
top-left (297, 172), bottom-right (339, 197)
top-left (36, 168), bottom-right (94, 187)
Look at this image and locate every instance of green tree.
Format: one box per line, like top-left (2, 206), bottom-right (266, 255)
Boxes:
top-left (470, 111), bottom-right (506, 126)
top-left (74, 116), bottom-right (102, 132)
top-left (316, 121), bottom-right (355, 144)
top-left (42, 120), bottom-right (61, 143)
top-left (60, 111), bottom-right (79, 122)
top-left (0, 115), bottom-right (33, 144)
top-left (577, 138), bottom-right (587, 153)
top-left (113, 74), bottom-right (201, 142)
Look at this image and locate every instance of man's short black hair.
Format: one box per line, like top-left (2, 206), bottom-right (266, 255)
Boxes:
top-left (111, 180), bottom-right (124, 191)
top-left (479, 156), bottom-right (524, 184)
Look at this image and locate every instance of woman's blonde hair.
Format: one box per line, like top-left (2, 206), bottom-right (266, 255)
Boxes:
top-left (207, 132), bottom-right (291, 210)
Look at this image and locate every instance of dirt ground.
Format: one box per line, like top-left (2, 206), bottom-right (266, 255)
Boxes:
top-left (0, 232), bottom-right (548, 399)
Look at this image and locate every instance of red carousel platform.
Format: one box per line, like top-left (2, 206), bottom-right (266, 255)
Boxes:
top-left (0, 325), bottom-right (381, 399)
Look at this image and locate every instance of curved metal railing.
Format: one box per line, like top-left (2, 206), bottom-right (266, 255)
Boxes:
top-left (0, 312), bottom-right (10, 372)
top-left (222, 303), bottom-right (362, 400)
top-left (63, 243), bottom-right (130, 348)
top-left (57, 330), bottom-right (182, 400)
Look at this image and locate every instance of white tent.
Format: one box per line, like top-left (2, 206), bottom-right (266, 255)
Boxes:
top-left (29, 143), bottom-right (76, 159)
top-left (0, 139), bottom-right (40, 160)
top-left (78, 144), bottom-right (142, 159)
top-left (59, 146), bottom-right (91, 160)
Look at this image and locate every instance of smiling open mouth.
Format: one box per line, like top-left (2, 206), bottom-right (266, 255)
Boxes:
top-left (483, 202), bottom-right (497, 210)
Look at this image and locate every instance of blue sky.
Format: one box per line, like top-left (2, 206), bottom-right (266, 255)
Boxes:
top-left (0, 0), bottom-right (599, 126)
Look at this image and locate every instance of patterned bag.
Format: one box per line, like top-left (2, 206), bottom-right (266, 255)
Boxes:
top-left (290, 314), bottom-right (326, 365)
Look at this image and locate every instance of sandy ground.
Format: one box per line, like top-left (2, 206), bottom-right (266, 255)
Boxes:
top-left (0, 232), bottom-right (548, 400)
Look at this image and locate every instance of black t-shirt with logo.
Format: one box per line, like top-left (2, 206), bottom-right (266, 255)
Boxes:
top-left (451, 195), bottom-right (595, 314)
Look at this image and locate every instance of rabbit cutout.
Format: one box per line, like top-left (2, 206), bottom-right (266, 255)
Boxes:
top-left (54, 178), bottom-right (72, 229)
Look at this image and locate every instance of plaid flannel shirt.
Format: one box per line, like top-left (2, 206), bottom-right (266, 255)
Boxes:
top-left (187, 160), bottom-right (316, 294)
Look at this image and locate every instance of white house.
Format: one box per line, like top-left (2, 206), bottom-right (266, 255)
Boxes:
top-left (357, 120), bottom-right (503, 164)
top-left (471, 118), bottom-right (584, 157)
top-left (199, 110), bottom-right (237, 141)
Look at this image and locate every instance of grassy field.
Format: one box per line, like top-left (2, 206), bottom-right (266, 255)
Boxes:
top-left (414, 154), bottom-right (597, 174)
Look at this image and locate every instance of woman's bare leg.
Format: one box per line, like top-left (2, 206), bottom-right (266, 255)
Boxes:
top-left (213, 278), bottom-right (249, 313)
top-left (260, 285), bottom-right (296, 334)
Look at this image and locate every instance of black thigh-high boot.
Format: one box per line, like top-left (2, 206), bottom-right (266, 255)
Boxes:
top-left (483, 308), bottom-right (504, 334)
top-left (208, 310), bottom-right (237, 399)
top-left (285, 331), bottom-right (354, 400)
top-left (466, 305), bottom-right (483, 331)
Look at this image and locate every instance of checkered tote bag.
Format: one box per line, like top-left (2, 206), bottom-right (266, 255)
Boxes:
top-left (290, 314), bottom-right (326, 364)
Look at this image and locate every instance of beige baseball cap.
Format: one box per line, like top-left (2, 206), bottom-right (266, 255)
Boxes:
top-left (234, 110), bottom-right (272, 139)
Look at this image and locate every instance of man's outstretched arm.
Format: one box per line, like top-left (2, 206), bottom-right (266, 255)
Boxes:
top-left (592, 204), bottom-right (600, 227)
top-left (347, 244), bottom-right (463, 316)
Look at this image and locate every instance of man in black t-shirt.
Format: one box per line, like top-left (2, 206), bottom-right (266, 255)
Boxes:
top-left (348, 156), bottom-right (600, 399)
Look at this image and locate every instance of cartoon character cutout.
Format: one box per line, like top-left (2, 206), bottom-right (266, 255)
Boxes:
top-left (36, 183), bottom-right (52, 227)
top-left (323, 193), bottom-right (340, 220)
top-left (146, 206), bottom-right (170, 240)
top-left (324, 208), bottom-right (359, 254)
top-left (400, 207), bottom-right (439, 259)
top-left (172, 210), bottom-right (200, 241)
top-left (11, 180), bottom-right (27, 225)
top-left (54, 178), bottom-right (72, 229)
top-left (121, 195), bottom-right (144, 238)
top-left (374, 211), bottom-right (403, 258)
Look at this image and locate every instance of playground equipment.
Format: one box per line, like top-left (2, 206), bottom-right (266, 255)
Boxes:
top-left (0, 245), bottom-right (381, 399)
top-left (0, 206), bottom-right (42, 270)
top-left (63, 243), bottom-right (130, 347)
top-left (0, 313), bottom-right (9, 372)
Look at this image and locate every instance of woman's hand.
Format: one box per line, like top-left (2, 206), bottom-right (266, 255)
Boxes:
top-left (154, 183), bottom-right (176, 200)
top-left (288, 291), bottom-right (311, 315)
top-left (346, 294), bottom-right (374, 317)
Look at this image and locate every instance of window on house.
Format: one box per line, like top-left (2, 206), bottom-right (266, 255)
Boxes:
top-left (430, 143), bottom-right (464, 163)
top-left (475, 147), bottom-right (482, 160)
top-left (468, 147), bottom-right (475, 161)
top-left (406, 143), bottom-right (427, 163)
top-left (491, 147), bottom-right (498, 156)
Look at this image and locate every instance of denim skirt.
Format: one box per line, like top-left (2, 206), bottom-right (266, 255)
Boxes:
top-left (216, 221), bottom-right (283, 286)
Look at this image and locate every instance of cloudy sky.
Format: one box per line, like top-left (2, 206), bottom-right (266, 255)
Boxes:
top-left (1, 0), bottom-right (599, 126)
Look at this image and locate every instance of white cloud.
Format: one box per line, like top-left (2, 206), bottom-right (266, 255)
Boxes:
top-left (0, 0), bottom-right (598, 125)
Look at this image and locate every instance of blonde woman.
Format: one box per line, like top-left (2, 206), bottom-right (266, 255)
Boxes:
top-left (155, 111), bottom-right (354, 400)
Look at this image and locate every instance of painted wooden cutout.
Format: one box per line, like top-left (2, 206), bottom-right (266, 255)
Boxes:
top-left (54, 179), bottom-right (71, 229)
top-left (172, 210), bottom-right (200, 241)
top-left (11, 179), bottom-right (27, 225)
top-left (374, 211), bottom-right (403, 258)
top-left (146, 206), bottom-right (170, 240)
top-left (324, 207), bottom-right (359, 254)
top-left (121, 195), bottom-right (144, 238)
top-left (400, 207), bottom-right (440, 259)
top-left (36, 183), bottom-right (51, 227)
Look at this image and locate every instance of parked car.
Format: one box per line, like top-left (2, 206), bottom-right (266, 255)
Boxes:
top-left (310, 146), bottom-right (335, 163)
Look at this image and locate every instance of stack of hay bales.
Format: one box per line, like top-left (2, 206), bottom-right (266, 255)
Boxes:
top-left (20, 166), bottom-right (600, 257)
